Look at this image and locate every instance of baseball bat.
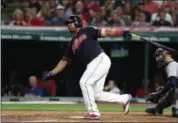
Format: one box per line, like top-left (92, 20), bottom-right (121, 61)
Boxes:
top-left (131, 33), bottom-right (178, 54)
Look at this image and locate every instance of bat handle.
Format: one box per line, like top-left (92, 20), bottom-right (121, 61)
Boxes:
top-left (131, 34), bottom-right (140, 39)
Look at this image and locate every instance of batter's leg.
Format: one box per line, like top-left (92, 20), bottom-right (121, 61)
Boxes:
top-left (80, 53), bottom-right (131, 116)
top-left (80, 74), bottom-right (98, 115)
top-left (80, 53), bottom-right (107, 116)
top-left (92, 53), bottom-right (131, 114)
top-left (93, 73), bottom-right (131, 114)
top-left (94, 74), bottom-right (130, 103)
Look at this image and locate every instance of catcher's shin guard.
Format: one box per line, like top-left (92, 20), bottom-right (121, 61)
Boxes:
top-left (155, 87), bottom-right (176, 114)
top-left (172, 88), bottom-right (178, 117)
top-left (172, 107), bottom-right (178, 117)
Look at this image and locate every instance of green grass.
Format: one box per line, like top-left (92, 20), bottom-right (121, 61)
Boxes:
top-left (1, 104), bottom-right (171, 112)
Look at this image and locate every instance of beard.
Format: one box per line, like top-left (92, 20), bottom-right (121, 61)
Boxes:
top-left (69, 29), bottom-right (75, 33)
top-left (68, 27), bottom-right (76, 33)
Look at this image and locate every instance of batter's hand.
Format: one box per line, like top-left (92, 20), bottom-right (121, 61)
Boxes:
top-left (43, 71), bottom-right (54, 80)
top-left (122, 30), bottom-right (131, 38)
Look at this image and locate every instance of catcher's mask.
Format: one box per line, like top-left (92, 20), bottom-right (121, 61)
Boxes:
top-left (65, 15), bottom-right (82, 28)
top-left (155, 48), bottom-right (168, 68)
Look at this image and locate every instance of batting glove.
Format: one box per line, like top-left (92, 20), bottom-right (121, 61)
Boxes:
top-left (122, 30), bottom-right (131, 38)
top-left (43, 71), bottom-right (54, 80)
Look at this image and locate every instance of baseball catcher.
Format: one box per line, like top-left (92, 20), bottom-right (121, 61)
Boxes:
top-left (145, 48), bottom-right (178, 117)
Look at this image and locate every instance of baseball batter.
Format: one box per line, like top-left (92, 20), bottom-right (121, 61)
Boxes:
top-left (146, 48), bottom-right (178, 117)
top-left (43, 15), bottom-right (132, 119)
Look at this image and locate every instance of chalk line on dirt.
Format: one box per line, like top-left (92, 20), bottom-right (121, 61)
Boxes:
top-left (2, 119), bottom-right (58, 123)
top-left (69, 116), bottom-right (85, 119)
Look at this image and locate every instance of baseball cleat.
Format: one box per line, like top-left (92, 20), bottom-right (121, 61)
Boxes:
top-left (83, 113), bottom-right (100, 120)
top-left (123, 94), bottom-right (132, 114)
top-left (145, 107), bottom-right (156, 115)
top-left (145, 107), bottom-right (163, 116)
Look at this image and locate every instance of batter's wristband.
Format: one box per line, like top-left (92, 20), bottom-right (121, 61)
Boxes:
top-left (114, 29), bottom-right (123, 36)
top-left (62, 56), bottom-right (71, 61)
top-left (62, 56), bottom-right (72, 64)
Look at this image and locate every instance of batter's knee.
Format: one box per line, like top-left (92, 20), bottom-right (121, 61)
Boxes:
top-left (79, 80), bottom-right (85, 88)
top-left (79, 79), bottom-right (92, 89)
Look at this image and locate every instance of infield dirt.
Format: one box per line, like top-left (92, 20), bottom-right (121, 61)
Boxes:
top-left (2, 110), bottom-right (178, 122)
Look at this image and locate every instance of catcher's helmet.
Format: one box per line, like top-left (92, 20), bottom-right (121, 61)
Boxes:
top-left (65, 15), bottom-right (82, 28)
top-left (155, 48), bottom-right (169, 67)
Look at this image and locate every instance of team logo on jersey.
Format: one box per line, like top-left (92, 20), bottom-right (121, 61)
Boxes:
top-left (72, 34), bottom-right (87, 54)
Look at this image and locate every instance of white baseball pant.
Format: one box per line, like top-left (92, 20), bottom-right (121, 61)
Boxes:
top-left (80, 52), bottom-right (129, 116)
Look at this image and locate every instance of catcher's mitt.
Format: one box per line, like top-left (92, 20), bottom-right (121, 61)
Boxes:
top-left (146, 86), bottom-right (164, 103)
top-left (146, 92), bottom-right (160, 103)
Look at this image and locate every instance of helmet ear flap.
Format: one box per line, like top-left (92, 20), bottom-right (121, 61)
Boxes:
top-left (65, 15), bottom-right (82, 28)
top-left (74, 16), bottom-right (82, 28)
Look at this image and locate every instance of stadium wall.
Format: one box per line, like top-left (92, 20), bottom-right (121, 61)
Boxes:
top-left (1, 26), bottom-right (178, 97)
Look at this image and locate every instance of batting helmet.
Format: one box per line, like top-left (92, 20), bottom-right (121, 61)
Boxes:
top-left (155, 48), bottom-right (169, 67)
top-left (65, 15), bottom-right (82, 28)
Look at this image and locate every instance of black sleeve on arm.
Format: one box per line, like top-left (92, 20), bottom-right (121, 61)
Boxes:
top-left (89, 26), bottom-right (102, 38)
top-left (159, 76), bottom-right (178, 96)
top-left (168, 76), bottom-right (178, 86)
top-left (62, 42), bottom-right (73, 62)
top-left (95, 28), bottom-right (102, 38)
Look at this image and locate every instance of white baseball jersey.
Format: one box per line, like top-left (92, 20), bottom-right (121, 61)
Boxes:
top-left (166, 60), bottom-right (178, 78)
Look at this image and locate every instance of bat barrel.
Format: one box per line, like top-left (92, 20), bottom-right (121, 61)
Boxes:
top-left (131, 33), bottom-right (178, 54)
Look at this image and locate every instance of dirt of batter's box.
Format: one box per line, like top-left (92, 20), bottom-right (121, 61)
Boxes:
top-left (2, 111), bottom-right (178, 122)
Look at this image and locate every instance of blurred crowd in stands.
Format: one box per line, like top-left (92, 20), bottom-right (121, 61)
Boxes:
top-left (2, 69), bottom-right (164, 98)
top-left (2, 70), bottom-right (57, 98)
top-left (2, 69), bottom-right (121, 97)
top-left (1, 0), bottom-right (178, 27)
